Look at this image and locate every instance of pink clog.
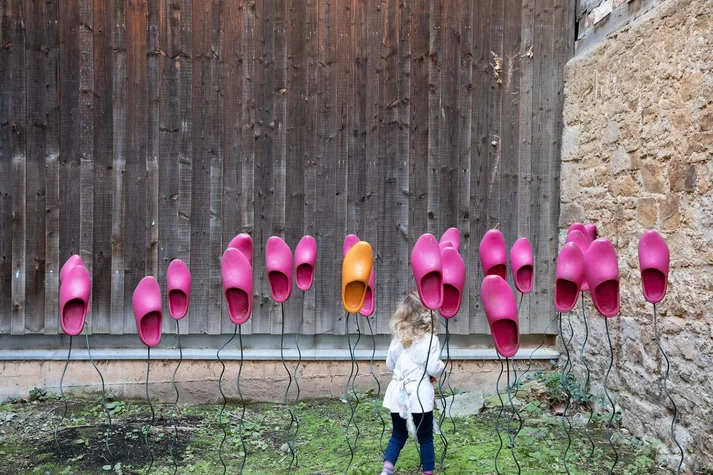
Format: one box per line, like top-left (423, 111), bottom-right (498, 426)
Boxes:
top-left (554, 243), bottom-right (585, 313)
top-left (343, 234), bottom-right (360, 257)
top-left (567, 223), bottom-right (589, 241)
top-left (411, 233), bottom-right (444, 310)
top-left (359, 268), bottom-right (376, 317)
top-left (166, 259), bottom-right (191, 320)
top-left (295, 235), bottom-right (317, 291)
top-left (59, 265), bottom-right (91, 336)
top-left (481, 275), bottom-right (520, 358)
top-left (584, 239), bottom-right (620, 318)
top-left (227, 233), bottom-right (253, 267)
top-left (266, 236), bottom-right (293, 303)
top-left (132, 276), bottom-right (163, 347)
top-left (479, 229), bottom-right (507, 279)
top-left (222, 248), bottom-right (253, 324)
top-left (584, 224), bottom-right (597, 242)
top-left (439, 227), bottom-right (461, 252)
top-left (440, 246), bottom-right (465, 318)
top-left (638, 230), bottom-right (669, 304)
top-left (509, 237), bottom-right (534, 294)
top-left (566, 230), bottom-right (591, 291)
top-left (60, 254), bottom-right (85, 284)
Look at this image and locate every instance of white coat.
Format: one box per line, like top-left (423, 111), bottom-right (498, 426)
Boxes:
top-left (382, 334), bottom-right (445, 414)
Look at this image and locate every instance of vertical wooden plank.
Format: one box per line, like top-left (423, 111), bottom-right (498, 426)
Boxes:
top-left (250, 0), bottom-right (274, 334)
top-left (272, 0), bottom-right (290, 333)
top-left (26, 0), bottom-right (47, 333)
top-left (347, 0), bottom-right (366, 238)
top-left (190, 0), bottom-right (222, 335)
top-left (59, 0), bottom-right (81, 266)
top-left (44, 0), bottom-right (61, 334)
top-left (500, 0), bottom-right (523, 327)
top-left (159, 0), bottom-right (181, 334)
top-left (146, 0), bottom-right (160, 280)
top-left (79, 0), bottom-right (94, 317)
top-left (92, 0), bottom-right (114, 333)
top-left (124, 0), bottom-right (148, 333)
top-left (408, 0), bottom-right (429, 267)
top-left (0, 0), bottom-right (12, 333)
top-left (518, 0), bottom-right (535, 332)
top-left (239, 0), bottom-right (255, 334)
top-left (221, 0), bottom-right (243, 333)
top-left (284, 0), bottom-right (306, 334)
top-left (487, 0), bottom-right (504, 232)
top-left (426, 0), bottom-right (441, 238)
top-left (313, 0), bottom-right (338, 335)
top-left (455, 0), bottom-right (473, 334)
top-left (469, 0), bottom-right (492, 335)
top-left (110, 0), bottom-right (127, 334)
top-left (530, 0), bottom-right (556, 333)
top-left (7, 0), bottom-right (26, 335)
top-left (300, 0), bottom-right (317, 335)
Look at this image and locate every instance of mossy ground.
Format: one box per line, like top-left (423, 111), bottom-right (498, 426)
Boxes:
top-left (0, 387), bottom-right (665, 475)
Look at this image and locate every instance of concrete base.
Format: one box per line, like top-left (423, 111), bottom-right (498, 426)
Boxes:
top-left (0, 358), bottom-right (552, 403)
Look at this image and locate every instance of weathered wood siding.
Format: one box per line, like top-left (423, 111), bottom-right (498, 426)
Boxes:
top-left (0, 0), bottom-right (574, 336)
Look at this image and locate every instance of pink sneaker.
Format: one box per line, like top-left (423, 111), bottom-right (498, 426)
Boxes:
top-left (638, 230), bottom-right (669, 304)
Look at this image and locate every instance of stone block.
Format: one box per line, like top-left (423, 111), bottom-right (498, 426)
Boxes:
top-left (669, 161), bottom-right (698, 192)
top-left (603, 120), bottom-right (620, 144)
top-left (561, 125), bottom-right (581, 162)
top-left (640, 166), bottom-right (664, 194)
top-left (636, 197), bottom-right (657, 227)
top-left (611, 174), bottom-right (638, 196)
top-left (610, 147), bottom-right (631, 175)
top-left (660, 195), bottom-right (681, 230)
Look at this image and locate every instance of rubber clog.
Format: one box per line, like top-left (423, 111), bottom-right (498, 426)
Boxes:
top-left (584, 239), bottom-right (620, 318)
top-left (294, 235), bottom-right (317, 291)
top-left (342, 241), bottom-right (373, 313)
top-left (439, 227), bottom-right (461, 252)
top-left (584, 224), bottom-right (597, 242)
top-left (638, 230), bottom-right (669, 304)
top-left (60, 254), bottom-right (85, 284)
top-left (59, 265), bottom-right (91, 336)
top-left (440, 246), bottom-right (465, 318)
top-left (227, 233), bottom-right (253, 267)
top-left (555, 242), bottom-right (585, 313)
top-left (343, 234), bottom-right (360, 257)
top-left (132, 276), bottom-right (163, 347)
top-left (359, 268), bottom-right (376, 317)
top-left (479, 229), bottom-right (507, 280)
top-left (566, 229), bottom-right (591, 291)
top-left (509, 237), bottom-right (534, 294)
top-left (411, 233), bottom-right (444, 310)
top-left (266, 236), bottom-right (293, 303)
top-left (567, 223), bottom-right (589, 241)
top-left (222, 248), bottom-right (253, 325)
top-left (481, 275), bottom-right (520, 358)
top-left (166, 259), bottom-right (191, 320)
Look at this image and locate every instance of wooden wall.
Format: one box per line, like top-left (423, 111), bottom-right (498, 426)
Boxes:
top-left (0, 0), bottom-right (574, 337)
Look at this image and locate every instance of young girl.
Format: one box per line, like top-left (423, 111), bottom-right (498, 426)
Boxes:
top-left (381, 291), bottom-right (445, 475)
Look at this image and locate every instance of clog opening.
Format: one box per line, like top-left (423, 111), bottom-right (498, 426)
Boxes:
top-left (642, 269), bottom-right (666, 303)
top-left (268, 271), bottom-right (291, 303)
top-left (62, 299), bottom-right (86, 336)
top-left (515, 265), bottom-right (533, 293)
top-left (419, 271), bottom-right (443, 310)
top-left (440, 283), bottom-right (460, 317)
top-left (140, 311), bottom-right (162, 347)
top-left (295, 263), bottom-right (314, 291)
top-left (594, 279), bottom-right (619, 316)
top-left (492, 319), bottom-right (519, 358)
top-left (555, 279), bottom-right (579, 312)
top-left (344, 281), bottom-right (366, 312)
top-left (487, 264), bottom-right (507, 280)
top-left (226, 288), bottom-right (250, 324)
top-left (168, 290), bottom-right (188, 319)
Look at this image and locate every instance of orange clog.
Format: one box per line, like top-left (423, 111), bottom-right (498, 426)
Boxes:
top-left (341, 241), bottom-right (373, 313)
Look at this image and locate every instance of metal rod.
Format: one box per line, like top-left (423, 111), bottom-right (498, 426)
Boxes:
top-left (580, 294), bottom-right (595, 468)
top-left (654, 303), bottom-right (683, 475)
top-left (437, 318), bottom-right (450, 473)
top-left (344, 311), bottom-right (356, 475)
top-left (413, 310), bottom-right (434, 470)
top-left (49, 335), bottom-right (72, 475)
top-left (281, 303), bottom-right (297, 473)
top-left (144, 346), bottom-right (155, 474)
top-left (493, 356), bottom-right (505, 475)
top-left (351, 313), bottom-right (362, 451)
top-left (505, 358), bottom-right (521, 475)
top-left (217, 326), bottom-right (238, 475)
top-left (236, 325), bottom-right (247, 474)
top-left (604, 317), bottom-right (619, 474)
top-left (291, 294), bottom-right (305, 469)
top-left (169, 320), bottom-right (183, 475)
top-left (366, 316), bottom-right (386, 455)
top-left (85, 324), bottom-right (115, 467)
top-left (559, 313), bottom-right (572, 475)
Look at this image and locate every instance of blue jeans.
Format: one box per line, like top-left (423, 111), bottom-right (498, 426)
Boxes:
top-left (384, 411), bottom-right (434, 471)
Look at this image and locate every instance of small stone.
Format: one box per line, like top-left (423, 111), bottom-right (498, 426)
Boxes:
top-left (641, 166), bottom-right (664, 194)
top-left (561, 125), bottom-right (581, 161)
top-left (610, 148), bottom-right (631, 175)
top-left (450, 391), bottom-right (485, 417)
top-left (603, 121), bottom-right (620, 144)
top-left (700, 110), bottom-right (713, 132)
top-left (636, 198), bottom-right (658, 227)
top-left (611, 174), bottom-right (638, 196)
top-left (670, 162), bottom-right (698, 192)
top-left (660, 196), bottom-right (681, 230)
top-left (559, 202), bottom-right (584, 226)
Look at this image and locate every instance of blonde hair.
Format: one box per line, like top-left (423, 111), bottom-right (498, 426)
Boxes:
top-left (390, 291), bottom-right (436, 347)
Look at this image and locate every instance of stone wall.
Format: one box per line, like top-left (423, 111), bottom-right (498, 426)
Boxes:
top-left (560, 0), bottom-right (713, 470)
